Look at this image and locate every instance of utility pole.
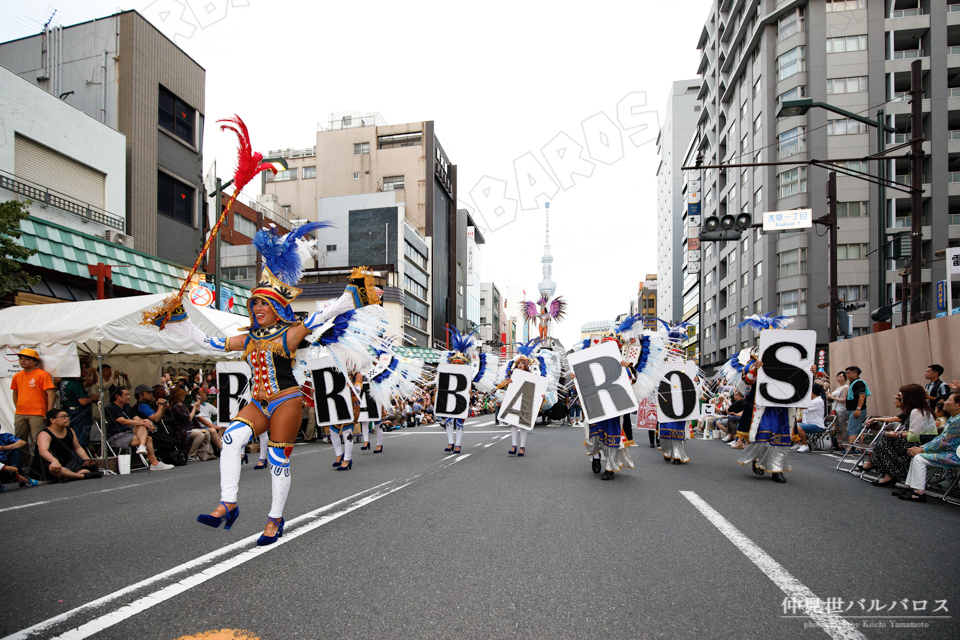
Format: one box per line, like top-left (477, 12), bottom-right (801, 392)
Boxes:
top-left (827, 172), bottom-right (838, 343)
top-left (214, 177), bottom-right (223, 311)
top-left (909, 59), bottom-right (924, 324)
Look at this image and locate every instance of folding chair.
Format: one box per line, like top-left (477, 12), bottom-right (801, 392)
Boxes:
top-left (808, 414), bottom-right (835, 452)
top-left (923, 463), bottom-right (960, 505)
top-left (836, 417), bottom-right (902, 475)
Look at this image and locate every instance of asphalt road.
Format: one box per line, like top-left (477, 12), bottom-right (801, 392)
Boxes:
top-left (2, 415), bottom-right (959, 640)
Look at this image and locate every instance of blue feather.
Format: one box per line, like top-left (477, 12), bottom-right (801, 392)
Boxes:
top-left (253, 221), bottom-right (334, 285)
top-left (445, 326), bottom-right (477, 354)
top-left (515, 338), bottom-right (542, 357)
top-left (616, 313), bottom-right (644, 335)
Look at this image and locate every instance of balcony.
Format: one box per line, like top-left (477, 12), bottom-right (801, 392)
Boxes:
top-left (0, 170), bottom-right (124, 231)
top-left (892, 49), bottom-right (924, 59)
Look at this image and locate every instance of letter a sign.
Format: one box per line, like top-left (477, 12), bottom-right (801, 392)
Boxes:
top-left (435, 363), bottom-right (473, 419)
top-left (497, 369), bottom-right (548, 431)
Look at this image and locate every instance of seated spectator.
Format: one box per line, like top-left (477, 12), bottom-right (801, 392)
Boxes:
top-left (193, 387), bottom-right (222, 453)
top-left (717, 390), bottom-right (747, 442)
top-left (934, 400), bottom-right (948, 431)
top-left (58, 375), bottom-right (98, 451)
top-left (422, 400), bottom-right (435, 425)
top-left (861, 384), bottom-right (937, 486)
top-left (0, 428), bottom-right (38, 490)
top-left (166, 387), bottom-right (210, 462)
top-left (793, 385), bottom-right (826, 452)
top-left (134, 384), bottom-right (168, 423)
top-left (897, 390), bottom-right (960, 502)
top-left (104, 387), bottom-right (172, 471)
top-left (32, 408), bottom-right (101, 481)
top-left (403, 402), bottom-right (415, 428)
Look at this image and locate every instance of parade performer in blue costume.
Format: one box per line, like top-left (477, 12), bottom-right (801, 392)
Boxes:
top-left (496, 339), bottom-right (558, 456)
top-left (735, 313), bottom-right (796, 484)
top-left (655, 319), bottom-right (695, 464)
top-left (439, 327), bottom-right (498, 454)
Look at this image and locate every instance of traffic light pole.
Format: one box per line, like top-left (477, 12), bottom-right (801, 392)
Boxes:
top-left (827, 172), bottom-right (838, 343)
top-left (909, 59), bottom-right (924, 324)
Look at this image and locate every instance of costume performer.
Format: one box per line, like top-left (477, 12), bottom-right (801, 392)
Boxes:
top-left (438, 327), bottom-right (498, 454)
top-left (521, 295), bottom-right (567, 344)
top-left (655, 319), bottom-right (696, 465)
top-left (495, 339), bottom-right (558, 456)
top-left (578, 316), bottom-right (671, 480)
top-left (361, 347), bottom-right (425, 455)
top-left (735, 313), bottom-right (796, 484)
top-left (329, 369), bottom-right (363, 470)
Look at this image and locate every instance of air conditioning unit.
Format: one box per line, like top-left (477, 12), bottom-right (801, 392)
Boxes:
top-left (104, 229), bottom-right (134, 249)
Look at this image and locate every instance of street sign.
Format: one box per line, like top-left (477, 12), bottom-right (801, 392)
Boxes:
top-left (762, 208), bottom-right (813, 232)
top-left (687, 250), bottom-right (701, 262)
top-left (937, 280), bottom-right (947, 311)
top-left (688, 202), bottom-right (701, 217)
top-left (687, 237), bottom-right (701, 251)
top-left (687, 261), bottom-right (701, 274)
top-left (688, 226), bottom-right (700, 239)
top-left (189, 285), bottom-right (214, 307)
top-left (688, 215), bottom-right (701, 227)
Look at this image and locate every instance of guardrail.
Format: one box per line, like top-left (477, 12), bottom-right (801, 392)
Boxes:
top-left (0, 170), bottom-right (124, 230)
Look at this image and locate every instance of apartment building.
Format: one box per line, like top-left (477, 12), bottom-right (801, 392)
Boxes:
top-left (263, 113), bottom-right (464, 347)
top-left (656, 80), bottom-right (702, 323)
top-left (683, 0), bottom-right (960, 369)
top-left (0, 10), bottom-right (206, 267)
top-left (479, 283), bottom-right (503, 354)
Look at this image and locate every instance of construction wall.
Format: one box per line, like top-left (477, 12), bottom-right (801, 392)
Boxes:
top-left (829, 314), bottom-right (960, 417)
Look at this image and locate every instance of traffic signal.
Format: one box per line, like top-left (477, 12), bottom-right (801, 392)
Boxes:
top-left (837, 305), bottom-right (850, 339)
top-left (891, 235), bottom-right (902, 260)
top-left (699, 213), bottom-right (752, 242)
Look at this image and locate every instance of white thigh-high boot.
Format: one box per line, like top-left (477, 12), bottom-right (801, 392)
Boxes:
top-left (330, 427), bottom-right (343, 459)
top-left (361, 421), bottom-right (370, 444)
top-left (267, 440), bottom-right (292, 519)
top-left (454, 420), bottom-right (463, 447)
top-left (343, 428), bottom-right (354, 461)
top-left (519, 428), bottom-right (527, 448)
top-left (375, 423), bottom-right (384, 447)
top-left (258, 432), bottom-right (268, 463)
top-left (445, 420), bottom-right (455, 445)
top-left (220, 421), bottom-right (253, 503)
top-left (511, 425), bottom-right (519, 446)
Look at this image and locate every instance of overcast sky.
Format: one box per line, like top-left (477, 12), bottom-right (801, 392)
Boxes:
top-left (0, 0), bottom-right (713, 348)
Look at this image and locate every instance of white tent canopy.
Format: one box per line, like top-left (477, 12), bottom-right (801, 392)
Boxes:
top-left (0, 294), bottom-right (247, 437)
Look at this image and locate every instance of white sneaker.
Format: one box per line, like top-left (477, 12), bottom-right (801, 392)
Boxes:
top-left (797, 445), bottom-right (810, 453)
top-left (150, 462), bottom-right (174, 471)
top-left (721, 435), bottom-right (733, 442)
top-left (790, 444), bottom-right (801, 450)
top-left (136, 445), bottom-right (147, 455)
top-left (728, 441), bottom-right (739, 447)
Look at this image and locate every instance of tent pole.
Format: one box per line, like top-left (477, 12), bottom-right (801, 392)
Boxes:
top-left (97, 342), bottom-right (107, 472)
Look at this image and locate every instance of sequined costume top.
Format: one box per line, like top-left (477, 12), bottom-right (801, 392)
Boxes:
top-left (241, 323), bottom-right (300, 400)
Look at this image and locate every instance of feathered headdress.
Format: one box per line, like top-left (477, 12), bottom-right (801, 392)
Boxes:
top-left (444, 326), bottom-right (480, 365)
top-left (249, 221), bottom-right (333, 325)
top-left (656, 318), bottom-right (693, 343)
top-left (737, 312), bottom-right (794, 333)
top-left (520, 295), bottom-right (567, 323)
top-left (510, 338), bottom-right (542, 373)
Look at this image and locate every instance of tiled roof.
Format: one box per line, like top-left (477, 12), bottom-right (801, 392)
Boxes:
top-left (394, 346), bottom-right (441, 363)
top-left (12, 216), bottom-right (251, 315)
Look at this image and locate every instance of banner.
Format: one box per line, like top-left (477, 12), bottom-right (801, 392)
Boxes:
top-left (216, 361), bottom-right (251, 427)
top-left (755, 329), bottom-right (816, 408)
top-left (310, 356), bottom-right (355, 426)
top-left (567, 342), bottom-right (638, 424)
top-left (434, 363), bottom-right (473, 419)
top-left (358, 382), bottom-right (380, 422)
top-left (2, 343), bottom-right (80, 378)
top-left (655, 361), bottom-right (701, 423)
top-left (635, 396), bottom-right (659, 430)
top-left (497, 369), bottom-right (548, 431)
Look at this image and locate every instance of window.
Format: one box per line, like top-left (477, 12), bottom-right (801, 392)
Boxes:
top-left (754, 76), bottom-right (762, 98)
top-left (326, 244), bottom-right (337, 251)
top-left (741, 236), bottom-right (749, 254)
top-left (827, 119), bottom-right (869, 135)
top-left (353, 172), bottom-right (360, 180)
top-left (827, 76), bottom-right (868, 94)
top-left (778, 167), bottom-right (807, 198)
top-left (405, 241), bottom-right (428, 269)
top-left (777, 47), bottom-right (805, 81)
top-left (158, 87), bottom-right (194, 145)
top-left (727, 313), bottom-right (737, 329)
top-left (730, 250), bottom-right (737, 264)
top-left (834, 160), bottom-right (868, 173)
top-left (754, 261), bottom-right (763, 278)
top-left (378, 132), bottom-right (422, 149)
top-left (302, 166), bottom-right (316, 179)
top-left (741, 305), bottom-right (749, 320)
top-left (778, 289), bottom-right (807, 316)
top-left (837, 242), bottom-right (870, 259)
top-left (404, 274), bottom-right (427, 300)
top-left (755, 299), bottom-right (764, 314)
top-left (778, 127), bottom-right (806, 159)
top-left (755, 227), bottom-right (762, 242)
top-left (383, 175), bottom-right (405, 191)
top-left (741, 170), bottom-right (749, 191)
top-left (777, 86), bottom-right (806, 111)
top-left (742, 272), bottom-right (749, 287)
top-left (826, 35), bottom-right (868, 53)
top-left (741, 133), bottom-right (749, 155)
top-left (839, 285), bottom-right (869, 301)
top-left (778, 248), bottom-right (807, 277)
top-left (705, 297), bottom-right (715, 316)
top-left (705, 326), bottom-right (714, 344)
top-left (729, 280), bottom-right (737, 295)
top-left (705, 269), bottom-right (716, 289)
top-left (826, 0), bottom-right (866, 12)
top-left (754, 187), bottom-right (762, 206)
top-left (157, 172), bottom-right (194, 225)
top-left (233, 213), bottom-right (257, 238)
top-left (404, 308), bottom-right (427, 331)
top-left (778, 8), bottom-right (803, 40)
top-left (223, 266), bottom-right (249, 281)
top-left (753, 113), bottom-right (762, 134)
top-left (353, 142), bottom-right (370, 155)
top-left (837, 201), bottom-right (868, 218)
top-left (266, 168), bottom-right (297, 182)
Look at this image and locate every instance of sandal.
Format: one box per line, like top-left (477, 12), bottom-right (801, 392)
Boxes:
top-left (374, 445), bottom-right (383, 453)
top-left (508, 446), bottom-right (517, 455)
top-left (254, 459), bottom-right (267, 470)
top-left (517, 447), bottom-right (525, 457)
top-left (898, 491), bottom-right (926, 502)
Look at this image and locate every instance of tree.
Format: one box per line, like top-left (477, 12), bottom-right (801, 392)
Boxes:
top-left (0, 200), bottom-right (39, 297)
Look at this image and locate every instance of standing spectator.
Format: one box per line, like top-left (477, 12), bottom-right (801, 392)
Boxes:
top-left (104, 387), bottom-right (172, 471)
top-left (86, 363), bottom-right (115, 427)
top-left (32, 408), bottom-right (101, 481)
top-left (924, 365), bottom-right (951, 410)
top-left (10, 348), bottom-right (55, 469)
top-left (825, 371), bottom-right (849, 451)
top-left (844, 366), bottom-right (870, 445)
top-left (0, 429), bottom-right (38, 489)
top-left (59, 375), bottom-right (97, 451)
top-left (403, 401), bottom-right (414, 428)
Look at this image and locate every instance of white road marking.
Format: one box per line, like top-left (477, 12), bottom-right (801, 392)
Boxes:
top-left (0, 478), bottom-right (177, 514)
top-left (448, 454), bottom-right (471, 465)
top-left (680, 491), bottom-right (866, 640)
top-left (3, 482), bottom-right (393, 640)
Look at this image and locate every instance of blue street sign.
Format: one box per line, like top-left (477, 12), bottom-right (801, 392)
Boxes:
top-left (937, 280), bottom-right (947, 311)
top-left (688, 202), bottom-right (701, 217)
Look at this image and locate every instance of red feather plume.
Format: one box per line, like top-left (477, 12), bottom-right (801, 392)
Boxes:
top-left (217, 115), bottom-right (278, 193)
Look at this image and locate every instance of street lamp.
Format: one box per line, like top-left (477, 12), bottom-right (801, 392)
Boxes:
top-left (210, 156), bottom-right (289, 310)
